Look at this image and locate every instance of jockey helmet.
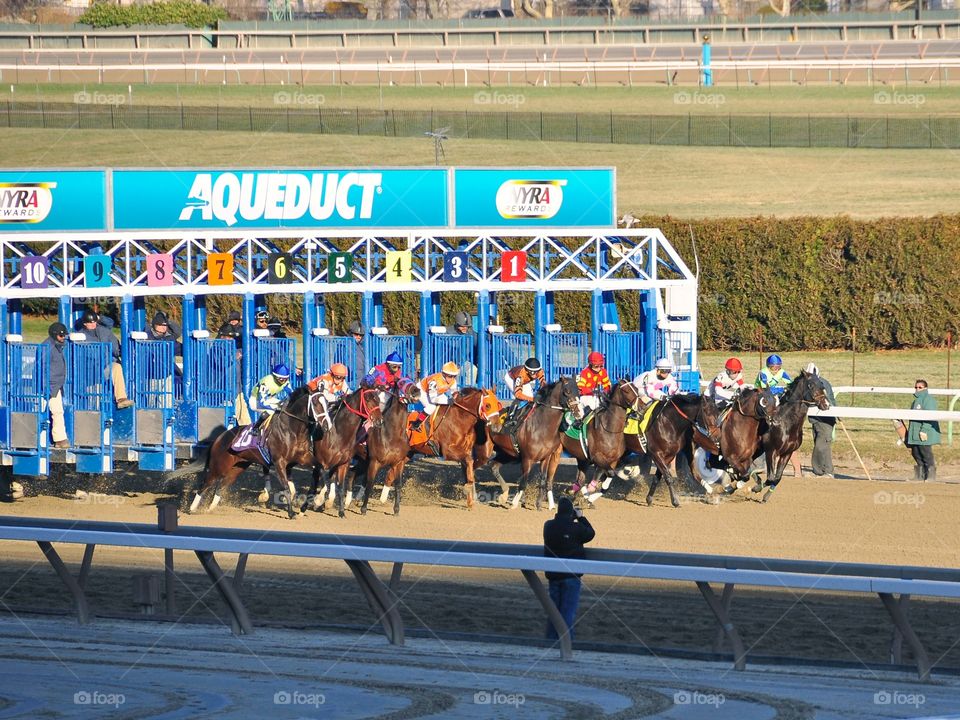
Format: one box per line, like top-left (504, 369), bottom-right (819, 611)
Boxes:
top-left (725, 357), bottom-right (743, 373)
top-left (330, 363), bottom-right (348, 378)
top-left (441, 361), bottom-right (460, 376)
top-left (587, 351), bottom-right (605, 366)
top-left (272, 364), bottom-right (290, 380)
top-left (81, 310), bottom-right (98, 325)
top-left (347, 320), bottom-right (364, 335)
top-left (766, 354), bottom-right (783, 367)
top-left (655, 357), bottom-right (674, 372)
top-left (386, 351), bottom-right (403, 366)
top-left (523, 357), bottom-right (542, 373)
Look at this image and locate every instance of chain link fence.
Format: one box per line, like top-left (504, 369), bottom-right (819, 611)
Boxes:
top-left (4, 100), bottom-right (959, 148)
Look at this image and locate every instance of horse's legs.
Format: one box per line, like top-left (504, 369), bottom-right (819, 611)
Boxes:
top-left (543, 447), bottom-right (562, 511)
top-left (392, 459), bottom-right (407, 516)
top-left (335, 463), bottom-right (352, 518)
top-left (310, 466), bottom-right (328, 511)
top-left (512, 456), bottom-right (534, 509)
top-left (461, 459), bottom-right (476, 510)
top-left (361, 458), bottom-right (384, 516)
top-left (647, 451), bottom-right (681, 508)
top-left (763, 452), bottom-right (792, 502)
top-left (273, 462), bottom-right (299, 519)
top-left (257, 464), bottom-right (271, 504)
top-left (491, 461), bottom-right (511, 506)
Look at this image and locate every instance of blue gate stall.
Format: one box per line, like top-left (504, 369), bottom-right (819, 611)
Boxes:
top-left (368, 331), bottom-right (416, 379)
top-left (1, 342), bottom-right (49, 477)
top-left (252, 336), bottom-right (300, 389)
top-left (308, 330), bottom-right (357, 384)
top-left (68, 341), bottom-right (114, 474)
top-left (597, 329), bottom-right (646, 384)
top-left (424, 329), bottom-right (475, 383)
top-left (542, 329), bottom-right (589, 381)
top-left (489, 331), bottom-right (532, 400)
top-left (130, 339), bottom-right (176, 472)
top-left (194, 337), bottom-right (238, 442)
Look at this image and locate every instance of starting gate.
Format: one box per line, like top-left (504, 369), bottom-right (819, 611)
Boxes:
top-left (252, 336), bottom-right (299, 390)
top-left (1, 342), bottom-right (49, 477)
top-left (597, 329), bottom-right (646, 384)
top-left (130, 339), bottom-right (176, 472)
top-left (368, 332), bottom-right (416, 379)
top-left (489, 332), bottom-right (532, 400)
top-left (308, 331), bottom-right (357, 384)
top-left (424, 329), bottom-right (475, 383)
top-left (194, 338), bottom-right (238, 442)
top-left (68, 341), bottom-right (113, 474)
top-left (543, 330), bottom-right (589, 380)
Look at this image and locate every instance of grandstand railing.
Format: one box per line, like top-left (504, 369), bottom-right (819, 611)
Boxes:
top-left (0, 514), bottom-right (955, 680)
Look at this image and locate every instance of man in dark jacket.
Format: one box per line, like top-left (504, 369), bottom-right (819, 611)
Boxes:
top-left (543, 496), bottom-right (595, 641)
top-left (75, 310), bottom-right (134, 409)
top-left (42, 322), bottom-right (70, 448)
top-left (445, 311), bottom-right (478, 384)
top-left (907, 379), bottom-right (940, 481)
top-left (805, 363), bottom-right (836, 478)
top-left (347, 320), bottom-right (367, 381)
top-left (146, 311), bottom-right (182, 354)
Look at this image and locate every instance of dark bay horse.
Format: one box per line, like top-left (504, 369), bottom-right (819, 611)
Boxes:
top-left (354, 379), bottom-right (421, 517)
top-left (560, 380), bottom-right (641, 503)
top-left (756, 371), bottom-right (830, 503)
top-left (404, 387), bottom-right (502, 510)
top-left (623, 392), bottom-right (711, 508)
top-left (188, 386), bottom-right (320, 519)
top-left (489, 377), bottom-right (582, 511)
top-left (694, 388), bottom-right (776, 494)
top-left (303, 386), bottom-right (384, 514)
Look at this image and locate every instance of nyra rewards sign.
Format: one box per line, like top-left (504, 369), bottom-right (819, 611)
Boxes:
top-left (0, 171), bottom-right (107, 231)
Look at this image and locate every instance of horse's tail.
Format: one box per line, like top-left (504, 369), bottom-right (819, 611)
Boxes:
top-left (164, 425), bottom-right (230, 481)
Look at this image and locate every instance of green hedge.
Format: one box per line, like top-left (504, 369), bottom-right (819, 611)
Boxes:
top-left (28, 215), bottom-right (959, 351)
top-left (79, 1), bottom-right (227, 28)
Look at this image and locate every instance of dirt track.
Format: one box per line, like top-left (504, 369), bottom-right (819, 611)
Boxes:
top-left (2, 456), bottom-right (959, 672)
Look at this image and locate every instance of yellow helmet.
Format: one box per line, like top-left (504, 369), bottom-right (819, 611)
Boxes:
top-left (441, 361), bottom-right (460, 376)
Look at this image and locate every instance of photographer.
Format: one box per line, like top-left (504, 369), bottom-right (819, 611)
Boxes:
top-left (543, 497), bottom-right (595, 642)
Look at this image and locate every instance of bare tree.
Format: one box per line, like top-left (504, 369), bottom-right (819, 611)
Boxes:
top-left (767, 0), bottom-right (790, 15)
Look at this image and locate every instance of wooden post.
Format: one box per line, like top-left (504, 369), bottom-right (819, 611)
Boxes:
top-left (851, 327), bottom-right (857, 406)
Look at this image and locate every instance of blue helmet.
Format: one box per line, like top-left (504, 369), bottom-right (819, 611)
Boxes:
top-left (385, 351), bottom-right (403, 366)
top-left (766, 354), bottom-right (783, 367)
top-left (272, 363), bottom-right (290, 379)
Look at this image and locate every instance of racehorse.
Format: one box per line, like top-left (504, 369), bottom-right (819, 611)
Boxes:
top-left (489, 377), bottom-right (582, 511)
top-left (624, 392), bottom-right (711, 508)
top-left (693, 388), bottom-right (776, 494)
top-left (756, 370), bottom-right (830, 503)
top-left (354, 379), bottom-right (421, 517)
top-left (302, 386), bottom-right (385, 515)
top-left (187, 386), bottom-right (321, 519)
top-left (403, 387), bottom-right (501, 510)
top-left (560, 380), bottom-right (641, 503)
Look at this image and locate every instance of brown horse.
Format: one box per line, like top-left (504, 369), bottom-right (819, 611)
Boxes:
top-left (693, 387), bottom-right (776, 494)
top-left (623, 392), bottom-right (711, 508)
top-left (402, 387), bottom-right (502, 510)
top-left (187, 386), bottom-right (321, 519)
top-left (489, 377), bottom-right (582, 511)
top-left (303, 386), bottom-right (385, 514)
top-left (354, 379), bottom-right (421, 517)
top-left (561, 380), bottom-right (642, 503)
top-left (757, 371), bottom-right (830, 503)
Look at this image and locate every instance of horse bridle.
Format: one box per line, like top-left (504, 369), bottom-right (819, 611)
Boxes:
top-left (595, 382), bottom-right (641, 434)
top-left (735, 389), bottom-right (771, 421)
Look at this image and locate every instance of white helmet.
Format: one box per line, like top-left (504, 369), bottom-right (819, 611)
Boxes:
top-left (655, 357), bottom-right (674, 372)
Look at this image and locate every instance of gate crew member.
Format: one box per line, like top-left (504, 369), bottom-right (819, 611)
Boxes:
top-left (75, 310), bottom-right (134, 409)
top-left (43, 322), bottom-right (70, 449)
top-left (411, 361), bottom-right (460, 432)
top-left (576, 351), bottom-right (612, 414)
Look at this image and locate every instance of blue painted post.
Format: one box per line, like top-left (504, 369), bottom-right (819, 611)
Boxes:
top-left (58, 296), bottom-right (72, 331)
top-left (361, 291), bottom-right (374, 368)
top-left (242, 293), bottom-right (255, 400)
top-left (372, 293), bottom-right (384, 329)
top-left (120, 297), bottom-right (134, 373)
top-left (477, 291), bottom-right (490, 388)
top-left (534, 291), bottom-right (547, 361)
top-left (591, 289), bottom-right (603, 352)
top-left (316, 293), bottom-right (327, 329)
top-left (489, 292), bottom-right (499, 325)
top-left (133, 297), bottom-right (146, 334)
top-left (642, 290), bottom-right (658, 369)
top-left (0, 300), bottom-right (6, 404)
top-left (545, 291), bottom-right (555, 325)
top-left (603, 290), bottom-right (621, 327)
top-left (419, 291), bottom-right (431, 374)
top-left (196, 297), bottom-right (208, 333)
top-left (181, 295), bottom-right (195, 403)
top-left (302, 291), bottom-right (315, 379)
top-left (8, 300), bottom-right (21, 335)
top-left (702, 35), bottom-right (712, 87)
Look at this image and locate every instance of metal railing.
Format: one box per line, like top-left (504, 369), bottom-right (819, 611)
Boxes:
top-left (4, 100), bottom-right (960, 149)
top-left (1, 514), bottom-right (956, 680)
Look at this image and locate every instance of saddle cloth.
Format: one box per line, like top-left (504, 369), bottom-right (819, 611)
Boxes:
top-left (230, 422), bottom-right (272, 466)
top-left (563, 411), bottom-right (595, 440)
top-left (406, 411), bottom-right (432, 446)
top-left (624, 401), bottom-right (660, 436)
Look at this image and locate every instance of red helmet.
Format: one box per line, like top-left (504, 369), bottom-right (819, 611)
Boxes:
top-left (587, 351), bottom-right (605, 366)
top-left (725, 357), bottom-right (743, 372)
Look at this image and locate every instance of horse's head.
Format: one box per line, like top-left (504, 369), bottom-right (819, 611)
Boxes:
top-left (558, 376), bottom-right (583, 419)
top-left (798, 370), bottom-right (831, 411)
top-left (398, 377), bottom-right (421, 405)
top-left (478, 388), bottom-right (503, 422)
top-left (610, 379), bottom-right (643, 414)
top-left (358, 388), bottom-right (385, 427)
top-left (737, 387), bottom-right (776, 421)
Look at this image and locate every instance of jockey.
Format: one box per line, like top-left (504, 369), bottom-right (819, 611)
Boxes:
top-left (307, 362), bottom-right (351, 403)
top-left (411, 361), bottom-right (460, 432)
top-left (709, 357), bottom-right (745, 406)
top-left (362, 351), bottom-right (405, 391)
top-left (577, 351), bottom-right (612, 413)
top-left (632, 357), bottom-right (679, 408)
top-left (755, 354), bottom-right (791, 397)
top-left (500, 357), bottom-right (545, 434)
top-left (249, 363), bottom-right (292, 431)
